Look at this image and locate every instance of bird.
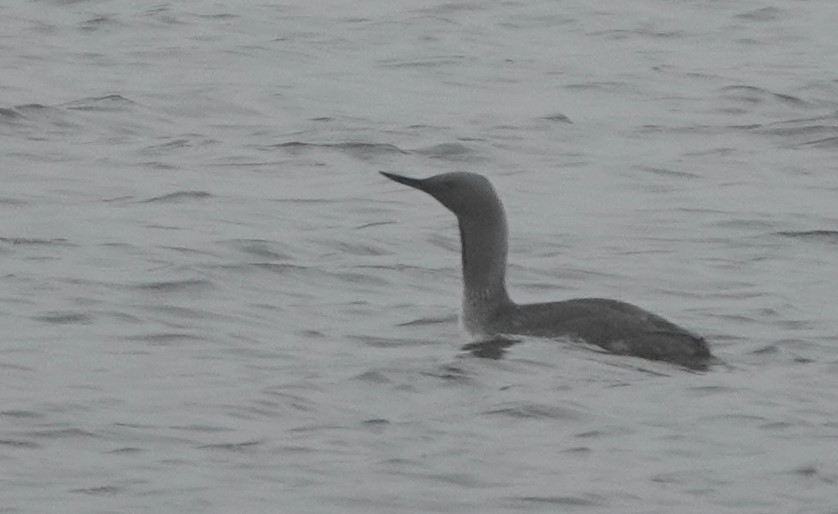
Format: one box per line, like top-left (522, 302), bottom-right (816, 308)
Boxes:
top-left (381, 171), bottom-right (714, 370)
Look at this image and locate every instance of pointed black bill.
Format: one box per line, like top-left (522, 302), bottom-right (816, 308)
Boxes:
top-left (380, 171), bottom-right (425, 190)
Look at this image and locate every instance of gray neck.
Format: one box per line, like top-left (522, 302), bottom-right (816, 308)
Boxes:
top-left (458, 210), bottom-right (514, 335)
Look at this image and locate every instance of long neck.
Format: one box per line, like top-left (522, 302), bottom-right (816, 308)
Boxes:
top-left (458, 207), bottom-right (513, 334)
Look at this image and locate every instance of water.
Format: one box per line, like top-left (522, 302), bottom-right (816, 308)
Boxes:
top-left (2, 0), bottom-right (838, 512)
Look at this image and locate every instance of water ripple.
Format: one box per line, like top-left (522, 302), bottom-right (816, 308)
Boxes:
top-left (273, 141), bottom-right (408, 159)
top-left (510, 494), bottom-right (608, 507)
top-left (198, 440), bottom-right (263, 451)
top-left (33, 311), bottom-right (93, 325)
top-left (776, 230), bottom-right (838, 244)
top-left (483, 401), bottom-right (583, 420)
top-left (129, 279), bottom-right (213, 292)
top-left (70, 485), bottom-right (123, 496)
top-left (0, 237), bottom-right (75, 247)
top-left (139, 191), bottom-right (214, 203)
top-left (413, 142), bottom-right (479, 161)
top-left (63, 94), bottom-right (136, 112)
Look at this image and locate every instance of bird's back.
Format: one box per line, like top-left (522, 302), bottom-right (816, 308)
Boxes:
top-left (492, 298), bottom-right (712, 369)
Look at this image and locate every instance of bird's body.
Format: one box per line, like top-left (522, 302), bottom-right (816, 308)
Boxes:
top-left (381, 171), bottom-right (713, 370)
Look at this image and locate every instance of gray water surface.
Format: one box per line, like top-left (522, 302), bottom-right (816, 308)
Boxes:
top-left (3, 1), bottom-right (838, 512)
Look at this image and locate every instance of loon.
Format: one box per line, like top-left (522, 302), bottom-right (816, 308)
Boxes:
top-left (381, 171), bottom-right (714, 370)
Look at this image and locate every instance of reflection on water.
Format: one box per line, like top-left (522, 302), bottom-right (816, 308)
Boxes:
top-left (461, 336), bottom-right (522, 359)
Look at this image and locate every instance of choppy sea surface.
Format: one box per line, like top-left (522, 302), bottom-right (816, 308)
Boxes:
top-left (3, 1), bottom-right (838, 512)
